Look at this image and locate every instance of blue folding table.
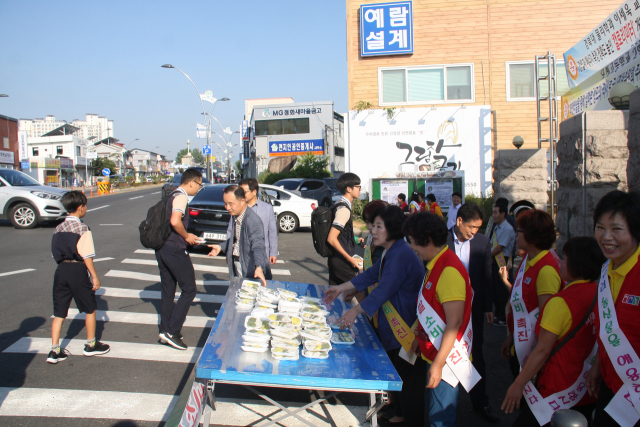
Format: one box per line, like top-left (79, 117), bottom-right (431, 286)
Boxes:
top-left (193, 278), bottom-right (402, 427)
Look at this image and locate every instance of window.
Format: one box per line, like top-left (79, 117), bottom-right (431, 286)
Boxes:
top-left (56, 146), bottom-right (63, 155)
top-left (3, 137), bottom-right (8, 149)
top-left (302, 180), bottom-right (323, 190)
top-left (506, 61), bottom-right (571, 101)
top-left (76, 146), bottom-right (82, 156)
top-left (254, 118), bottom-right (310, 136)
top-left (379, 64), bottom-right (474, 105)
top-left (32, 147), bottom-right (39, 156)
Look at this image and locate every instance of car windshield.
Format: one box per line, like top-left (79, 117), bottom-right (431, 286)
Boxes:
top-left (190, 185), bottom-right (225, 203)
top-left (0, 169), bottom-right (41, 186)
top-left (324, 178), bottom-right (338, 190)
top-left (274, 180), bottom-right (300, 190)
top-left (172, 174), bottom-right (211, 185)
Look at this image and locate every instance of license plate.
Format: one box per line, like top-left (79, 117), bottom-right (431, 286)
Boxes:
top-left (203, 232), bottom-right (227, 241)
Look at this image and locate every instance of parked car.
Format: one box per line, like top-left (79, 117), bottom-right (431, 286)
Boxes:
top-left (162, 173), bottom-right (212, 200)
top-left (261, 184), bottom-right (317, 233)
top-left (186, 184), bottom-right (272, 243)
top-left (323, 178), bottom-right (341, 203)
top-left (0, 169), bottom-right (68, 229)
top-left (272, 178), bottom-right (332, 207)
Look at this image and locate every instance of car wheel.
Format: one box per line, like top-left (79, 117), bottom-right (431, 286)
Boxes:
top-left (277, 213), bottom-right (298, 233)
top-left (9, 203), bottom-right (39, 229)
top-left (320, 198), bottom-right (332, 207)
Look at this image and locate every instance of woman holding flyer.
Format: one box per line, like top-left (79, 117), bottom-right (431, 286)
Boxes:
top-left (587, 190), bottom-right (640, 427)
top-left (500, 209), bottom-right (563, 380)
top-left (501, 236), bottom-right (605, 426)
top-left (403, 211), bottom-right (477, 427)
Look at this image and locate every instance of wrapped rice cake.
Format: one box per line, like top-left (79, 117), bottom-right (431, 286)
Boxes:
top-left (302, 350), bottom-right (329, 359)
top-left (303, 340), bottom-right (332, 351)
top-left (331, 331), bottom-right (356, 345)
top-left (268, 314), bottom-right (291, 323)
top-left (271, 328), bottom-right (300, 340)
top-left (241, 342), bottom-right (269, 353)
top-left (301, 306), bottom-right (330, 317)
top-left (277, 288), bottom-right (298, 298)
top-left (244, 316), bottom-right (270, 330)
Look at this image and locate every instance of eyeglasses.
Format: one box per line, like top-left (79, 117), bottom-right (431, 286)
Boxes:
top-left (515, 228), bottom-right (523, 234)
top-left (354, 185), bottom-right (362, 189)
top-left (194, 180), bottom-right (204, 187)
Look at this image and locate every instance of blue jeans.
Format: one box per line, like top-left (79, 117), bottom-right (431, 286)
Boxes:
top-left (425, 362), bottom-right (459, 427)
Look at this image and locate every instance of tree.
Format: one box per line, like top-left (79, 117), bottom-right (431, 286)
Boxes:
top-left (262, 154), bottom-right (332, 184)
top-left (175, 148), bottom-right (205, 165)
top-left (92, 157), bottom-right (117, 176)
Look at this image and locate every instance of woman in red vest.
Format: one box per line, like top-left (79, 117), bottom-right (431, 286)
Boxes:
top-left (501, 236), bottom-right (605, 426)
top-left (403, 211), bottom-right (474, 427)
top-left (587, 190), bottom-right (640, 427)
top-left (501, 209), bottom-right (563, 379)
top-left (426, 193), bottom-right (443, 217)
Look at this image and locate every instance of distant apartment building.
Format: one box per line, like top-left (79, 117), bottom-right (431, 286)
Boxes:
top-left (19, 114), bottom-right (114, 140)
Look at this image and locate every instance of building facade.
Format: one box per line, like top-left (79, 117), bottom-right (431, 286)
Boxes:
top-left (19, 114), bottom-right (114, 140)
top-left (26, 134), bottom-right (91, 186)
top-left (0, 115), bottom-right (19, 170)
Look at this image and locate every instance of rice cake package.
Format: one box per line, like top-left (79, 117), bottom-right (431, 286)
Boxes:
top-left (302, 350), bottom-right (329, 359)
top-left (301, 312), bottom-right (326, 323)
top-left (301, 306), bottom-right (330, 317)
top-left (244, 316), bottom-right (269, 330)
top-left (267, 314), bottom-right (291, 323)
top-left (271, 328), bottom-right (300, 340)
top-left (277, 288), bottom-right (298, 298)
top-left (330, 331), bottom-right (356, 345)
top-left (270, 338), bottom-right (300, 348)
top-left (242, 333), bottom-right (271, 343)
top-left (303, 340), bottom-right (332, 351)
top-left (250, 308), bottom-right (275, 319)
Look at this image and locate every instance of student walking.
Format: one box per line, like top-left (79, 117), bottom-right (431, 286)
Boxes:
top-left (238, 178), bottom-right (278, 265)
top-left (491, 202), bottom-right (516, 325)
top-left (156, 168), bottom-right (202, 351)
top-left (48, 190), bottom-right (110, 364)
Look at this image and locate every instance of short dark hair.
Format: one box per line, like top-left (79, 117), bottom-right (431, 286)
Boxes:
top-left (402, 211), bottom-right (448, 247)
top-left (336, 173), bottom-right (360, 194)
top-left (224, 185), bottom-right (245, 200)
top-left (363, 199), bottom-right (388, 223)
top-left (61, 190), bottom-right (87, 213)
top-left (181, 168), bottom-right (202, 185)
top-left (452, 192), bottom-right (462, 198)
top-left (593, 190), bottom-right (640, 243)
top-left (426, 193), bottom-right (436, 203)
top-left (418, 192), bottom-right (425, 200)
top-left (516, 209), bottom-right (556, 250)
top-left (239, 178), bottom-right (259, 193)
top-left (495, 197), bottom-right (509, 209)
top-left (372, 205), bottom-right (406, 241)
top-left (562, 237), bottom-right (606, 282)
top-left (397, 193), bottom-right (406, 202)
top-left (457, 202), bottom-right (484, 222)
top-left (494, 203), bottom-right (508, 215)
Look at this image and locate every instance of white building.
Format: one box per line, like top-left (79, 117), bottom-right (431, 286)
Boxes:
top-left (126, 148), bottom-right (166, 180)
top-left (19, 114), bottom-right (114, 140)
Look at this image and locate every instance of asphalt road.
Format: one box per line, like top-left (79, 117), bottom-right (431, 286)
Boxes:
top-left (0, 186), bottom-right (518, 426)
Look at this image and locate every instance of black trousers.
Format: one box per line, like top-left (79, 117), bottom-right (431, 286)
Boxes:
top-left (155, 245), bottom-right (197, 335)
top-left (386, 346), bottom-right (427, 426)
top-left (594, 383), bottom-right (640, 426)
top-left (492, 257), bottom-right (510, 319)
top-left (469, 305), bottom-right (489, 409)
top-left (327, 255), bottom-right (357, 286)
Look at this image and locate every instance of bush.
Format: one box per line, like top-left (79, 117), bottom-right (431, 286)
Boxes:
top-left (259, 154), bottom-right (332, 184)
top-left (352, 199), bottom-right (365, 221)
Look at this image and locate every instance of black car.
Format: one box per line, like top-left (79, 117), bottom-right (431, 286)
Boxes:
top-left (273, 178), bottom-right (332, 207)
top-left (187, 184), bottom-right (272, 244)
top-left (162, 173), bottom-right (212, 199)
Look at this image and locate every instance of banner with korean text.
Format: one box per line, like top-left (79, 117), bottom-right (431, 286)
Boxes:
top-left (360, 1), bottom-right (413, 56)
top-left (268, 139), bottom-right (324, 157)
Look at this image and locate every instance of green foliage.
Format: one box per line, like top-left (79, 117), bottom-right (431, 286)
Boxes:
top-left (352, 199), bottom-right (365, 221)
top-left (385, 107), bottom-right (396, 120)
top-left (464, 194), bottom-right (494, 231)
top-left (353, 100), bottom-right (374, 113)
top-left (261, 154), bottom-right (332, 185)
top-left (175, 148), bottom-right (205, 165)
top-left (91, 157), bottom-right (117, 176)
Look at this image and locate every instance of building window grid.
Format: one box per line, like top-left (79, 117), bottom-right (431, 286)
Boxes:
top-left (378, 63), bottom-right (475, 106)
top-left (505, 60), bottom-right (571, 102)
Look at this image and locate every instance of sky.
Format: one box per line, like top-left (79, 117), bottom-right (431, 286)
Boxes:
top-left (0, 0), bottom-right (348, 164)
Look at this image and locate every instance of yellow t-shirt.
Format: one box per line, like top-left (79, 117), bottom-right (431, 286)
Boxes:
top-left (608, 244), bottom-right (640, 301)
top-left (525, 250), bottom-right (562, 296)
top-left (539, 280), bottom-right (589, 339)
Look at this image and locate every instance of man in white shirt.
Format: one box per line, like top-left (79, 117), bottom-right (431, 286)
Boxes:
top-left (447, 191), bottom-right (463, 230)
top-left (490, 202), bottom-right (516, 326)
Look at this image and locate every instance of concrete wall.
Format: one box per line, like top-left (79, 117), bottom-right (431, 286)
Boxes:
top-left (555, 110), bottom-right (629, 254)
top-left (627, 89), bottom-right (640, 192)
top-left (493, 148), bottom-right (548, 210)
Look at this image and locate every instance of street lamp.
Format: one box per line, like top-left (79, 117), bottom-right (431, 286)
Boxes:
top-left (0, 94), bottom-right (8, 97)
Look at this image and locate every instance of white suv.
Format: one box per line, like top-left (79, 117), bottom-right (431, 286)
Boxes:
top-left (0, 169), bottom-right (68, 229)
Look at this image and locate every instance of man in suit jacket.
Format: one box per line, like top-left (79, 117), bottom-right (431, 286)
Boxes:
top-left (208, 185), bottom-right (271, 285)
top-left (238, 178), bottom-right (278, 264)
top-left (446, 202), bottom-right (499, 423)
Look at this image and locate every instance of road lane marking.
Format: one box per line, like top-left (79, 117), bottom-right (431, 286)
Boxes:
top-left (133, 249), bottom-right (286, 263)
top-left (151, 191), bottom-right (161, 194)
top-left (96, 286), bottom-right (224, 303)
top-left (61, 308), bottom-right (215, 327)
top-left (0, 269), bottom-right (36, 278)
top-left (3, 337), bottom-right (202, 363)
top-left (129, 196), bottom-right (144, 200)
top-left (93, 257), bottom-right (114, 263)
top-left (99, 224), bottom-right (122, 226)
top-left (87, 205), bottom-right (109, 212)
top-left (121, 258), bottom-right (291, 276)
top-left (104, 269), bottom-right (229, 286)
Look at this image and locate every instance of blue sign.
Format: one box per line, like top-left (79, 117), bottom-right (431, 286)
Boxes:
top-left (360, 1), bottom-right (413, 57)
top-left (102, 168), bottom-right (111, 176)
top-left (269, 139), bottom-right (324, 157)
top-left (20, 161), bottom-right (30, 170)
top-left (202, 145), bottom-right (212, 155)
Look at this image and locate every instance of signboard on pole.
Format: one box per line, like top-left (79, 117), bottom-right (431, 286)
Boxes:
top-left (102, 168), bottom-right (111, 176)
top-left (360, 1), bottom-right (413, 57)
top-left (18, 131), bottom-right (28, 160)
top-left (200, 90), bottom-right (216, 104)
top-left (196, 124), bottom-right (208, 139)
top-left (87, 152), bottom-right (98, 160)
top-left (241, 120), bottom-right (249, 140)
top-left (202, 145), bottom-right (211, 155)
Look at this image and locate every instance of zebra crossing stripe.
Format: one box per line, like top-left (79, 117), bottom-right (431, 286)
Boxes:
top-left (122, 258), bottom-right (291, 276)
top-left (134, 248), bottom-right (285, 263)
top-left (3, 337), bottom-right (202, 364)
top-left (96, 286), bottom-right (225, 303)
top-left (104, 269), bottom-right (228, 286)
top-left (61, 309), bottom-right (215, 328)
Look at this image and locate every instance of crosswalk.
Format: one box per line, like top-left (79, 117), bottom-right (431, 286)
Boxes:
top-left (0, 247), bottom-right (366, 426)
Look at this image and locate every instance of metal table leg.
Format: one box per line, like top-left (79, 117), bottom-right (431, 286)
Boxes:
top-left (365, 391), bottom-right (388, 427)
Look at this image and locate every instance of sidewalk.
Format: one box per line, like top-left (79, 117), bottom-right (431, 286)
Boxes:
top-left (75, 183), bottom-right (164, 198)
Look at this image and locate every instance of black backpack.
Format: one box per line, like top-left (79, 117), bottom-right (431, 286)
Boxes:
top-left (311, 201), bottom-right (347, 258)
top-left (139, 190), bottom-right (180, 250)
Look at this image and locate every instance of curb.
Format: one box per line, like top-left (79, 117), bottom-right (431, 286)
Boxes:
top-left (84, 184), bottom-right (164, 198)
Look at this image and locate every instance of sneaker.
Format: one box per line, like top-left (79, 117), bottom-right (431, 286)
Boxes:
top-left (159, 331), bottom-right (183, 344)
top-left (160, 332), bottom-right (187, 350)
top-left (492, 319), bottom-right (507, 327)
top-left (83, 341), bottom-right (111, 356)
top-left (46, 348), bottom-right (70, 364)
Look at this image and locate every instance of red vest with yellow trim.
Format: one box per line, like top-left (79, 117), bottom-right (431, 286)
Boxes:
top-left (508, 252), bottom-right (562, 335)
top-left (416, 249), bottom-right (473, 362)
top-left (534, 282), bottom-right (598, 406)
top-left (429, 202), bottom-right (440, 214)
top-left (596, 261), bottom-right (640, 394)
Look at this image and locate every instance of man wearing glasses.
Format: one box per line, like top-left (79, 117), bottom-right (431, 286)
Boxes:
top-left (156, 168), bottom-right (202, 351)
top-left (238, 178), bottom-right (278, 265)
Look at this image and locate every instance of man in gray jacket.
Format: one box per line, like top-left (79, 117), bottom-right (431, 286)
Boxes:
top-left (208, 185), bottom-right (271, 285)
top-left (237, 178), bottom-right (278, 264)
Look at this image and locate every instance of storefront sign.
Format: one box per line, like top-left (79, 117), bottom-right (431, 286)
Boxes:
top-left (360, 1), bottom-right (413, 57)
top-left (30, 157), bottom-right (61, 169)
top-left (261, 107), bottom-right (322, 118)
top-left (60, 157), bottom-right (74, 170)
top-left (269, 138), bottom-right (324, 157)
top-left (241, 120), bottom-right (249, 140)
top-left (18, 131), bottom-right (28, 160)
top-left (20, 161), bottom-right (30, 170)
top-left (348, 106), bottom-right (491, 197)
top-left (0, 150), bottom-right (14, 164)
top-left (564, 0), bottom-right (640, 88)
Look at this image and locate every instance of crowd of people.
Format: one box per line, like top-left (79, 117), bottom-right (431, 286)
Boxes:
top-left (323, 172), bottom-right (640, 427)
